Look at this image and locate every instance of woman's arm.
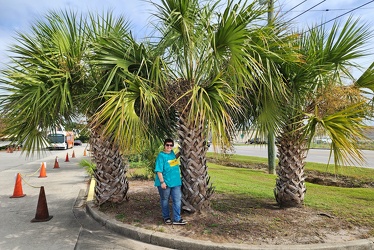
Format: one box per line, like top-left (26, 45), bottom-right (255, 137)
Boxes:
top-left (157, 171), bottom-right (167, 189)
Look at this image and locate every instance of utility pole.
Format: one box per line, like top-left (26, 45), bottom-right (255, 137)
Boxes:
top-left (260, 0), bottom-right (276, 175)
top-left (268, 0), bottom-right (274, 23)
top-left (260, 0), bottom-right (274, 22)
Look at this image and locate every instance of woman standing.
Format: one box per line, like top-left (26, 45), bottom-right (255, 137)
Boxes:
top-left (154, 139), bottom-right (187, 225)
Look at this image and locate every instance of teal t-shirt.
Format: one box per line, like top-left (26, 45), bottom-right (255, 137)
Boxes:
top-left (154, 150), bottom-right (182, 187)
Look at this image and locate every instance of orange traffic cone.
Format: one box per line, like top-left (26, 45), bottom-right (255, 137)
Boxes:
top-left (53, 156), bottom-right (59, 169)
top-left (39, 162), bottom-right (47, 178)
top-left (10, 173), bottom-right (26, 198)
top-left (72, 150), bottom-right (75, 158)
top-left (65, 153), bottom-right (69, 162)
top-left (83, 149), bottom-right (87, 156)
top-left (31, 186), bottom-right (53, 222)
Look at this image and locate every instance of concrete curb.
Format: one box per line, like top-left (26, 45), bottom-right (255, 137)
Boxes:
top-left (85, 178), bottom-right (374, 250)
top-left (85, 201), bottom-right (374, 250)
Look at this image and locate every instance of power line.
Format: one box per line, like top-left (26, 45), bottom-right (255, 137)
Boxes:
top-left (282, 7), bottom-right (374, 13)
top-left (307, 0), bottom-right (374, 31)
top-left (282, 0), bottom-right (307, 16)
top-left (288, 0), bottom-right (326, 22)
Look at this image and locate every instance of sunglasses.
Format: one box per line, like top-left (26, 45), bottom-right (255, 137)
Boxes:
top-left (165, 144), bottom-right (174, 147)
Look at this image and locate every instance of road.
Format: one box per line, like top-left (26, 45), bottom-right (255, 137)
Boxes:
top-left (0, 145), bottom-right (169, 250)
top-left (210, 145), bottom-right (374, 169)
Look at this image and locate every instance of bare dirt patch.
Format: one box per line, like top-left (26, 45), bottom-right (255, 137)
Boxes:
top-left (99, 179), bottom-right (371, 246)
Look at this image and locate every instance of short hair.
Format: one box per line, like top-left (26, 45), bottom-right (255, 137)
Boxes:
top-left (164, 138), bottom-right (174, 146)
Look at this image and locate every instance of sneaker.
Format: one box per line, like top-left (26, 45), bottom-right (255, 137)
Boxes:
top-left (164, 218), bottom-right (172, 225)
top-left (173, 219), bottom-right (187, 225)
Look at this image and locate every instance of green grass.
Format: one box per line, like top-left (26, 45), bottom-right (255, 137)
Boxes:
top-left (209, 163), bottom-right (276, 199)
top-left (310, 141), bottom-right (374, 150)
top-left (207, 152), bottom-right (273, 165)
top-left (304, 161), bottom-right (374, 183)
top-left (234, 141), bottom-right (374, 150)
top-left (129, 167), bottom-right (153, 180)
top-left (115, 213), bottom-right (126, 221)
top-left (207, 160), bottom-right (374, 229)
top-left (305, 184), bottom-right (374, 226)
top-left (207, 152), bottom-right (374, 183)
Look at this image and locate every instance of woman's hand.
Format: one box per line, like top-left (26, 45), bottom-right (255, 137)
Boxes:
top-left (161, 182), bottom-right (167, 189)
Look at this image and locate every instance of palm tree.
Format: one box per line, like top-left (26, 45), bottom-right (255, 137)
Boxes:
top-left (0, 1), bottom-right (298, 212)
top-left (272, 18), bottom-right (374, 207)
top-left (90, 0), bottom-right (298, 212)
top-left (0, 11), bottom-right (145, 205)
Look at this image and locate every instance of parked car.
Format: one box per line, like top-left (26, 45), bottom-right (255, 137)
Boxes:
top-left (74, 140), bottom-right (83, 146)
top-left (246, 138), bottom-right (267, 144)
top-left (315, 137), bottom-right (332, 144)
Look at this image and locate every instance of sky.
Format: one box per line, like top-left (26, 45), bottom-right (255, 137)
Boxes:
top-left (0, 0), bottom-right (373, 76)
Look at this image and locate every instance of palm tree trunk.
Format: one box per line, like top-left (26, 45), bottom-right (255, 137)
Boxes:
top-left (177, 115), bottom-right (214, 213)
top-left (274, 124), bottom-right (307, 207)
top-left (90, 126), bottom-right (129, 205)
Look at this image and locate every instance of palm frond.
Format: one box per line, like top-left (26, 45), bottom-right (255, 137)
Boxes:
top-left (305, 102), bottom-right (368, 168)
top-left (355, 61), bottom-right (374, 94)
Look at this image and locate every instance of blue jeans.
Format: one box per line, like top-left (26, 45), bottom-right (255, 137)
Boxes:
top-left (157, 185), bottom-right (182, 222)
